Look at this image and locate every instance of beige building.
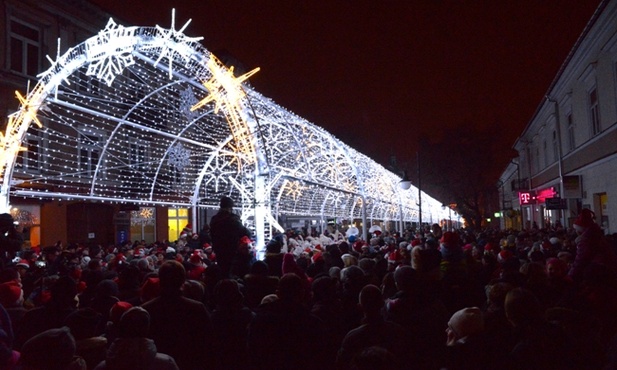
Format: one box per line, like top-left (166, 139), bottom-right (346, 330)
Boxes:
top-left (500, 0), bottom-right (617, 233)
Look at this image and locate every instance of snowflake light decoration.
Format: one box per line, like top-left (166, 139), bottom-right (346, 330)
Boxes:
top-left (131, 207), bottom-right (155, 226)
top-left (283, 179), bottom-right (305, 201)
top-left (141, 9), bottom-right (203, 79)
top-left (85, 18), bottom-right (137, 86)
top-left (179, 87), bottom-right (199, 121)
top-left (10, 208), bottom-right (38, 227)
top-left (168, 142), bottom-right (191, 171)
top-left (203, 154), bottom-right (239, 193)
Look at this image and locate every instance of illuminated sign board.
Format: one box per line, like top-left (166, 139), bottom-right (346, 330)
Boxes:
top-left (519, 191), bottom-right (537, 205)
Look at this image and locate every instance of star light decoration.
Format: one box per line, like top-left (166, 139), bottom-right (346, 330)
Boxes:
top-left (0, 83), bottom-right (48, 212)
top-left (141, 8), bottom-right (203, 80)
top-left (85, 18), bottom-right (138, 87)
top-left (37, 38), bottom-right (71, 99)
top-left (191, 56), bottom-right (260, 164)
top-left (167, 142), bottom-right (191, 171)
top-left (0, 85), bottom-right (46, 183)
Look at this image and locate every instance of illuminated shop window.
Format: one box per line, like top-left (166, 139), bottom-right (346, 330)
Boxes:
top-left (168, 208), bottom-right (189, 242)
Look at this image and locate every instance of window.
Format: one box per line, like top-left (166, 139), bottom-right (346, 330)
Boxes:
top-left (17, 128), bottom-right (43, 172)
top-left (567, 112), bottom-right (575, 152)
top-left (552, 131), bottom-right (558, 163)
top-left (525, 146), bottom-right (532, 175)
top-left (77, 70), bottom-right (101, 95)
top-left (9, 18), bottom-right (41, 77)
top-left (78, 131), bottom-right (103, 178)
top-left (129, 141), bottom-right (149, 171)
top-left (589, 88), bottom-right (601, 135)
top-left (543, 140), bottom-right (548, 167)
top-left (168, 208), bottom-right (189, 242)
top-left (130, 207), bottom-right (156, 244)
top-left (534, 146), bottom-right (540, 174)
top-left (542, 140), bottom-right (548, 167)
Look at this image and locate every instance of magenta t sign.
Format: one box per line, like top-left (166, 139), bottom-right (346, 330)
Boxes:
top-left (519, 191), bottom-right (536, 205)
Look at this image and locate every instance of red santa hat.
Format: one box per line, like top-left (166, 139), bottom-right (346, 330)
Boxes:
top-left (16, 259), bottom-right (29, 269)
top-left (353, 241), bottom-right (364, 253)
top-left (203, 243), bottom-right (212, 250)
top-left (189, 252), bottom-right (202, 265)
top-left (574, 209), bottom-right (595, 231)
top-left (484, 243), bottom-right (495, 253)
top-left (387, 251), bottom-right (400, 264)
top-left (440, 231), bottom-right (459, 246)
top-left (497, 250), bottom-right (514, 264)
top-left (239, 236), bottom-right (252, 246)
top-left (140, 277), bottom-right (160, 302)
top-left (207, 252), bottom-right (216, 262)
top-left (0, 282), bottom-right (22, 307)
top-left (312, 251), bottom-right (323, 264)
top-left (180, 224), bottom-right (192, 238)
top-left (109, 301), bottom-right (133, 325)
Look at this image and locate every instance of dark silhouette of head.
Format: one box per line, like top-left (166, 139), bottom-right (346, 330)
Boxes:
top-left (118, 306), bottom-right (150, 338)
top-left (158, 260), bottom-right (186, 295)
top-left (220, 196), bottom-right (234, 209)
top-left (277, 273), bottom-right (303, 303)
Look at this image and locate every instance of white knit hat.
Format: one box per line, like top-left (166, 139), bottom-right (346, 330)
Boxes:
top-left (448, 307), bottom-right (484, 338)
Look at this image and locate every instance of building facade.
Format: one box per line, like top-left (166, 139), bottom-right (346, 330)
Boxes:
top-left (500, 0), bottom-right (617, 233)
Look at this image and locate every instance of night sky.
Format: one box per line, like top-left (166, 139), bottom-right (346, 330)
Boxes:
top-left (91, 0), bottom-right (601, 179)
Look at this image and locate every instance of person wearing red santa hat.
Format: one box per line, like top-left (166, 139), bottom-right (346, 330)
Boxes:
top-left (202, 243), bottom-right (216, 264)
top-left (569, 208), bottom-right (617, 282)
top-left (187, 251), bottom-right (206, 281)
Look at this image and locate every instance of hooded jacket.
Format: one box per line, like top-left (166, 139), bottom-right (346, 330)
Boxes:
top-left (94, 337), bottom-right (178, 370)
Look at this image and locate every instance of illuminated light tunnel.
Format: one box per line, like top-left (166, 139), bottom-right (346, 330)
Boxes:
top-left (0, 11), bottom-right (450, 253)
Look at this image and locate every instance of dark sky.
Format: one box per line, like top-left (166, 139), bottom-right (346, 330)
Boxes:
top-left (91, 0), bottom-right (601, 178)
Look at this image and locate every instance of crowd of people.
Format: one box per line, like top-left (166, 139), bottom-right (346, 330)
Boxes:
top-left (0, 200), bottom-right (616, 369)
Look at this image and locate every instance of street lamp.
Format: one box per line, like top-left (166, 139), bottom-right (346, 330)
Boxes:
top-left (398, 171), bottom-right (412, 190)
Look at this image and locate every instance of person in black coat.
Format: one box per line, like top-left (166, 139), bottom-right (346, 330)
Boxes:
top-left (209, 197), bottom-right (251, 278)
top-left (142, 261), bottom-right (214, 370)
top-left (248, 273), bottom-right (328, 370)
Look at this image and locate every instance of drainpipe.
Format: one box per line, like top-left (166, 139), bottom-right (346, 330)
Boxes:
top-left (546, 96), bottom-right (565, 227)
